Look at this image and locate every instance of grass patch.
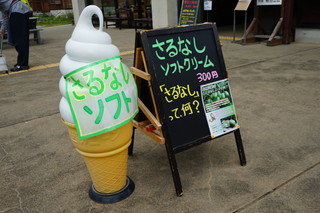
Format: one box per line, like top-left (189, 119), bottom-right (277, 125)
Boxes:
top-left (36, 13), bottom-right (74, 27)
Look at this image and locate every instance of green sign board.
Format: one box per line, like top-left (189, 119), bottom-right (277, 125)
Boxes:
top-left (65, 56), bottom-right (138, 139)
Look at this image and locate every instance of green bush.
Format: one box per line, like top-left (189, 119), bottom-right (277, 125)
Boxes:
top-left (36, 13), bottom-right (74, 26)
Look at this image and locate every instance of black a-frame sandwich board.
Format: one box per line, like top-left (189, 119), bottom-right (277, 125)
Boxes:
top-left (129, 23), bottom-right (246, 196)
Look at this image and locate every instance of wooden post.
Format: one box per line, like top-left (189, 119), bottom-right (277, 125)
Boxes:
top-left (233, 129), bottom-right (247, 166)
top-left (282, 0), bottom-right (295, 44)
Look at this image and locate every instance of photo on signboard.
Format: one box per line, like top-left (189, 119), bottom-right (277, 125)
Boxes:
top-left (221, 115), bottom-right (238, 132)
top-left (200, 79), bottom-right (239, 138)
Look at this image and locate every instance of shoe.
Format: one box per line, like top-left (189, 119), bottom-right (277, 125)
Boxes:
top-left (10, 65), bottom-right (30, 72)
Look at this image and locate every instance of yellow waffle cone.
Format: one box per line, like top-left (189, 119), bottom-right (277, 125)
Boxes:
top-left (77, 141), bottom-right (130, 193)
top-left (62, 120), bottom-right (133, 194)
top-left (64, 121), bottom-right (133, 153)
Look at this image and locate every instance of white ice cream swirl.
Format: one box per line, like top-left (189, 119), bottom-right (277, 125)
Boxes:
top-left (59, 5), bottom-right (122, 124)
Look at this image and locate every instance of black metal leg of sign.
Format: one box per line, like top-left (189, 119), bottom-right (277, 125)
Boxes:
top-left (234, 129), bottom-right (247, 166)
top-left (128, 128), bottom-right (135, 156)
top-left (165, 143), bottom-right (183, 196)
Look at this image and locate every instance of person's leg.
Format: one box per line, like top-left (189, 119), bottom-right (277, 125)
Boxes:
top-left (9, 12), bottom-right (30, 71)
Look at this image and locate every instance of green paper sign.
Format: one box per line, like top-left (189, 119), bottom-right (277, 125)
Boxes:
top-left (200, 79), bottom-right (239, 138)
top-left (65, 56), bottom-right (138, 139)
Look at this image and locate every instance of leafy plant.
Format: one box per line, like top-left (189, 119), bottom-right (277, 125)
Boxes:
top-left (36, 13), bottom-right (74, 27)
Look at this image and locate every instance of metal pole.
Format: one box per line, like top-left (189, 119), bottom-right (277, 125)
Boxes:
top-left (234, 129), bottom-right (247, 166)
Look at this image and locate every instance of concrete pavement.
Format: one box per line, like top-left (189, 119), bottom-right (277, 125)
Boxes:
top-left (0, 24), bottom-right (319, 213)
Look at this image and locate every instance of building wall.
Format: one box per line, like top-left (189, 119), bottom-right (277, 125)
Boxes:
top-left (151, 0), bottom-right (178, 28)
top-left (295, 0), bottom-right (320, 28)
top-left (29, 0), bottom-right (72, 12)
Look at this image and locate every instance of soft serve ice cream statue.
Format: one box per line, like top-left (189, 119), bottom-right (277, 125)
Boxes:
top-left (59, 5), bottom-right (137, 203)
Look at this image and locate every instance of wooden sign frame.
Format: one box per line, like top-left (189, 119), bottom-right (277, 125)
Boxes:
top-left (242, 0), bottom-right (285, 46)
top-left (130, 24), bottom-right (246, 196)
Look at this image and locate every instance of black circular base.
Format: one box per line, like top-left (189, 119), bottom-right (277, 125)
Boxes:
top-left (88, 177), bottom-right (135, 204)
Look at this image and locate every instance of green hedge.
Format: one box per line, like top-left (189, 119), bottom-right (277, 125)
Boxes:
top-left (36, 13), bottom-right (74, 27)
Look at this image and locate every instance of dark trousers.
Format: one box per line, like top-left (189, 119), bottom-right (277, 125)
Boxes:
top-left (9, 12), bottom-right (30, 66)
